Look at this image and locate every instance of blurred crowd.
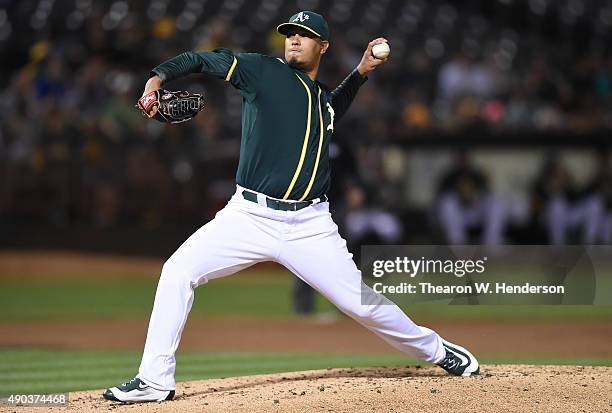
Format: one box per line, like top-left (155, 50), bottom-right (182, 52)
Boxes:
top-left (1, 0), bottom-right (612, 246)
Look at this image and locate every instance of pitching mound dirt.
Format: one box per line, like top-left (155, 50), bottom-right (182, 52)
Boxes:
top-left (21, 365), bottom-right (611, 413)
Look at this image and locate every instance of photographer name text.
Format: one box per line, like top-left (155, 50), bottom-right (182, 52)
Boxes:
top-left (372, 282), bottom-right (565, 295)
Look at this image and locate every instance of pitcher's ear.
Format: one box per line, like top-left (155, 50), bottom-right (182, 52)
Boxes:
top-left (321, 41), bottom-right (329, 55)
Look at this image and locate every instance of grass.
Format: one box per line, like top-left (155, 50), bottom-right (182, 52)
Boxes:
top-left (1, 348), bottom-right (610, 395)
top-left (1, 270), bottom-right (612, 322)
top-left (0, 271), bottom-right (334, 320)
top-left (0, 349), bottom-right (412, 395)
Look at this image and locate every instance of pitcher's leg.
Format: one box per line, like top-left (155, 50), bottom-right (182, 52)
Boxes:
top-left (138, 206), bottom-right (276, 389)
top-left (279, 218), bottom-right (444, 363)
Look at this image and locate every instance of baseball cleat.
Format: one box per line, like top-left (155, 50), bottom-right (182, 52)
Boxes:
top-left (103, 377), bottom-right (175, 403)
top-left (436, 338), bottom-right (480, 377)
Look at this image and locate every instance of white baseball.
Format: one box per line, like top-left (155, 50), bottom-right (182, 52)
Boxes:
top-left (372, 42), bottom-right (390, 59)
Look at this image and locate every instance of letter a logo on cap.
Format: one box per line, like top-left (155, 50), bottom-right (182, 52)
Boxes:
top-left (292, 12), bottom-right (310, 23)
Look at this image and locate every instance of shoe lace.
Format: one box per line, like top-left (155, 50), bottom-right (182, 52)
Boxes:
top-left (121, 377), bottom-right (139, 387)
top-left (438, 353), bottom-right (461, 371)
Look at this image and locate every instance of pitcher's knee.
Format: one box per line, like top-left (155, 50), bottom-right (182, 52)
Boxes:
top-left (338, 302), bottom-right (374, 320)
top-left (159, 257), bottom-right (194, 288)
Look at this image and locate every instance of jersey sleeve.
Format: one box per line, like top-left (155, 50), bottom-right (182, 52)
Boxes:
top-left (151, 48), bottom-right (262, 100)
top-left (225, 52), bottom-right (263, 99)
top-left (329, 69), bottom-right (368, 120)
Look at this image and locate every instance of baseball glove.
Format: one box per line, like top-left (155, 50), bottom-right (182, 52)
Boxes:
top-left (136, 89), bottom-right (205, 124)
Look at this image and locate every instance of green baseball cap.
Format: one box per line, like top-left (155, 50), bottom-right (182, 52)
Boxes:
top-left (277, 11), bottom-right (329, 41)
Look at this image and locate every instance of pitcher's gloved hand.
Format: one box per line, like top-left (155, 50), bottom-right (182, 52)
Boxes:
top-left (136, 89), bottom-right (205, 124)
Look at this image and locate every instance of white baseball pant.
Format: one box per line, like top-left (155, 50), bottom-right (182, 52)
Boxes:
top-left (138, 186), bottom-right (445, 389)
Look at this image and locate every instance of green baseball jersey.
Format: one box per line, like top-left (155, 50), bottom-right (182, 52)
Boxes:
top-left (152, 48), bottom-right (366, 201)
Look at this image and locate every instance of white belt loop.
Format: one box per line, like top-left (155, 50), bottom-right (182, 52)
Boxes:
top-left (256, 193), bottom-right (267, 207)
top-left (310, 195), bottom-right (327, 206)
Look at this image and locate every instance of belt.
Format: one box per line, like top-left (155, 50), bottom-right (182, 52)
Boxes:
top-left (241, 190), bottom-right (328, 211)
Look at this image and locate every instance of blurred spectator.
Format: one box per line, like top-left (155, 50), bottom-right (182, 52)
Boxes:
top-left (581, 153), bottom-right (612, 243)
top-left (35, 54), bottom-right (67, 99)
top-left (437, 53), bottom-right (494, 102)
top-left (401, 89), bottom-right (432, 131)
top-left (503, 88), bottom-right (532, 129)
top-left (532, 155), bottom-right (601, 245)
top-left (436, 152), bottom-right (507, 244)
top-left (343, 180), bottom-right (403, 246)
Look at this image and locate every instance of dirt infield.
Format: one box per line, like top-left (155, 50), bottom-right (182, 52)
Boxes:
top-left (0, 250), bottom-right (282, 279)
top-left (15, 365), bottom-right (609, 413)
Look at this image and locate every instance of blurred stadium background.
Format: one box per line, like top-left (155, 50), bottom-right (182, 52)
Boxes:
top-left (1, 0), bottom-right (612, 396)
top-left (1, 0), bottom-right (612, 250)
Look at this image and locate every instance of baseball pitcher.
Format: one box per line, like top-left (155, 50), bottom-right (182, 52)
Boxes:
top-left (104, 11), bottom-right (479, 403)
